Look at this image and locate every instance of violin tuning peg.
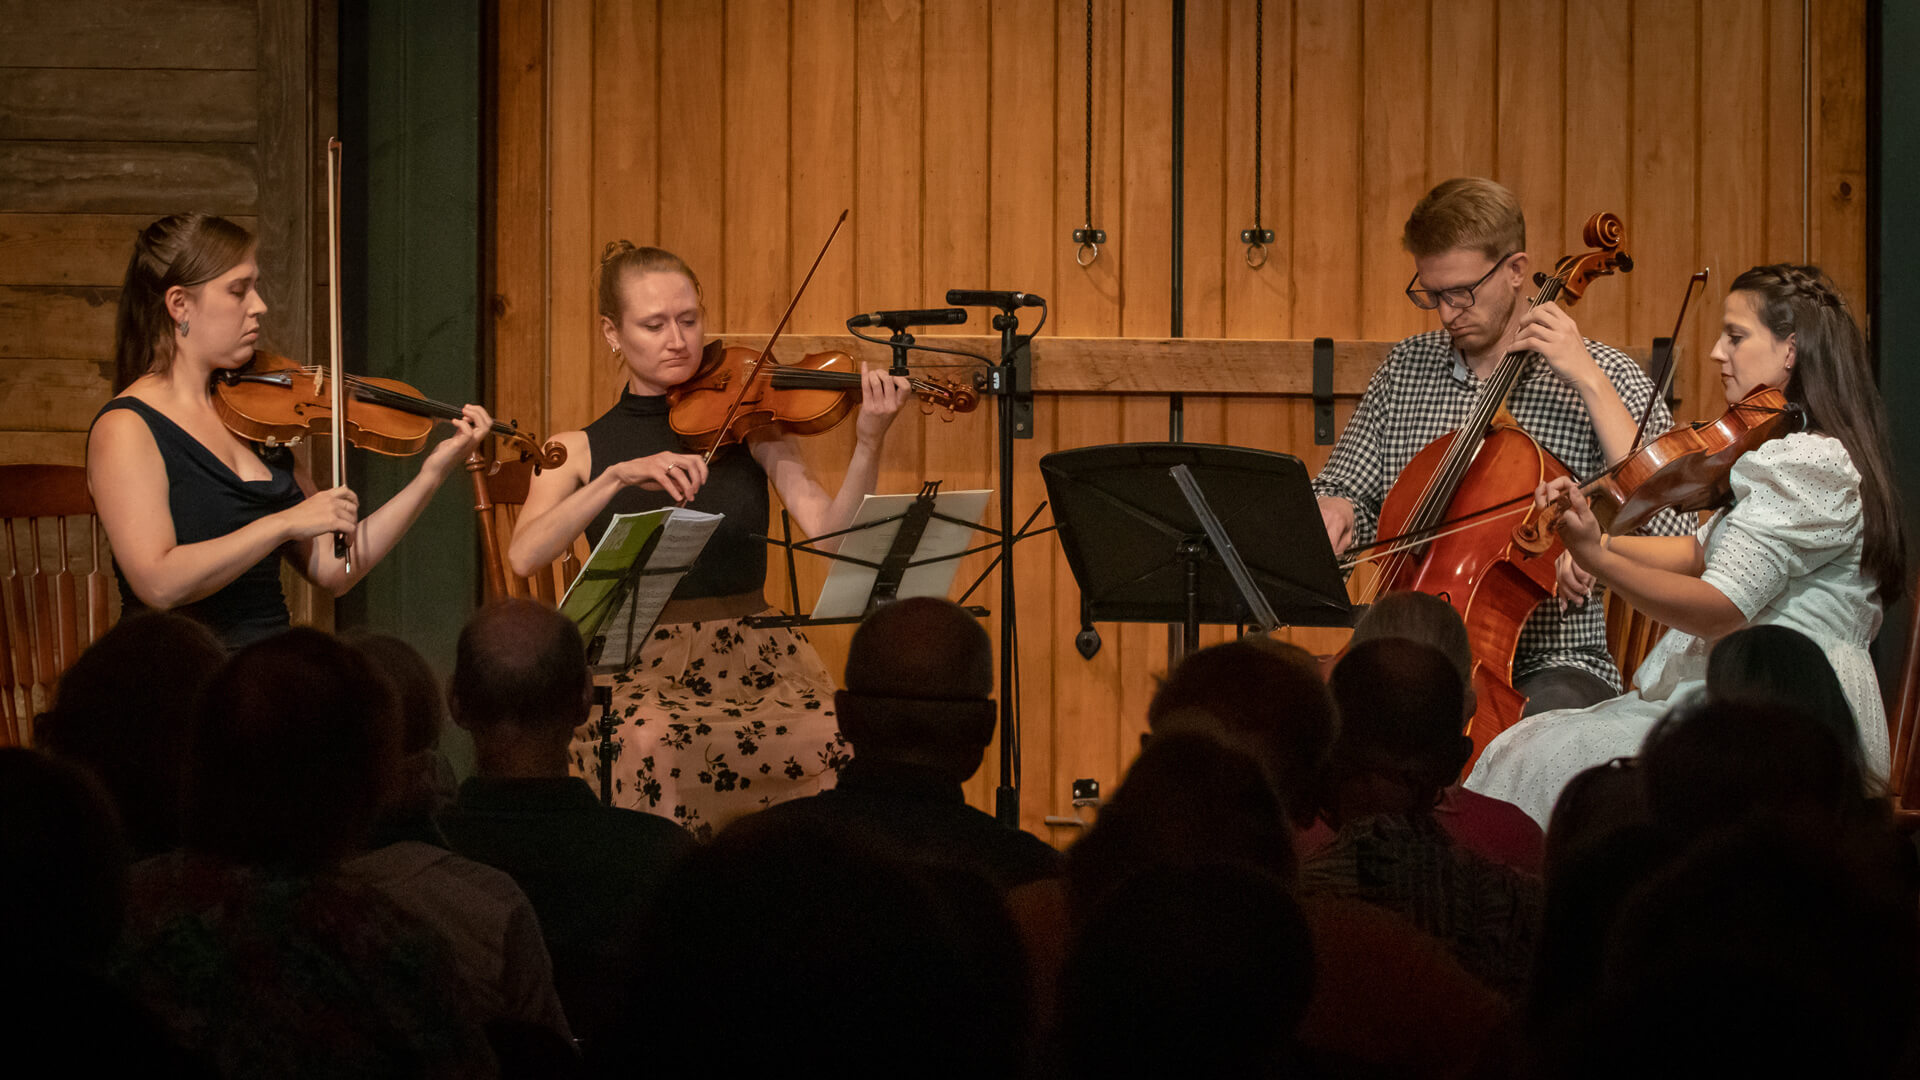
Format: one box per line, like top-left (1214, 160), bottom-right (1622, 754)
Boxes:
top-left (1616, 254), bottom-right (1634, 273)
top-left (1533, 271), bottom-right (1548, 287)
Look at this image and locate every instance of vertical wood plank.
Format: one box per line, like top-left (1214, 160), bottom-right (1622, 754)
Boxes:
top-left (1428, 0), bottom-right (1495, 180)
top-left (257, 0), bottom-right (310, 368)
top-left (1114, 0), bottom-right (1176, 794)
top-left (1563, 0), bottom-right (1633, 351)
top-left (1290, 0), bottom-right (1360, 342)
top-left (494, 0), bottom-right (548, 440)
top-left (1695, 0), bottom-right (1765, 418)
top-left (1627, 0), bottom-right (1697, 357)
top-left (1222, 0), bottom-right (1290, 476)
top-left (656, 0), bottom-right (725, 331)
top-left (1358, 0), bottom-right (1428, 342)
top-left (590, 0), bottom-right (659, 410)
top-left (1810, 0), bottom-right (1866, 309)
top-left (1764, 0), bottom-right (1806, 264)
top-left (920, 0), bottom-right (997, 766)
top-left (789, 0), bottom-right (858, 334)
top-left (990, 0), bottom-right (1058, 825)
top-left (723, 0), bottom-right (790, 333)
top-left (1496, 0), bottom-right (1565, 284)
top-left (546, 0), bottom-right (597, 433)
top-left (1220, 0), bottom-right (1290, 340)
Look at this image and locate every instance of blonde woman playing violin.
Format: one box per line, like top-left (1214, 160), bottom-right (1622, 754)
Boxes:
top-left (508, 243), bottom-right (911, 837)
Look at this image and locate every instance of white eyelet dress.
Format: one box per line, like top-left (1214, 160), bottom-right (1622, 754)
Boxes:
top-left (1465, 433), bottom-right (1887, 827)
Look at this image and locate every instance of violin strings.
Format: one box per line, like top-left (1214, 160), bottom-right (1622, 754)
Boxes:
top-left (1344, 501), bottom-right (1536, 570)
top-left (1363, 267), bottom-right (1571, 598)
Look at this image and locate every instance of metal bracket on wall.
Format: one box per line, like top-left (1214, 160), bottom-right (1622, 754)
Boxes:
top-left (1312, 337), bottom-right (1335, 445)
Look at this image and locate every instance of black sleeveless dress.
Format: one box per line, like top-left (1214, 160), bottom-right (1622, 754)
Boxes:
top-left (581, 388), bottom-right (768, 600)
top-left (93, 398), bottom-right (302, 648)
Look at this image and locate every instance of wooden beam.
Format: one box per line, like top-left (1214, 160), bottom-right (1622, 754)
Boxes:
top-left (0, 141), bottom-right (256, 214)
top-left (255, 0), bottom-right (313, 370)
top-left (0, 286), bottom-right (115, 360)
top-left (0, 358), bottom-right (113, 432)
top-left (0, 213), bottom-right (259, 287)
top-left (0, 0), bottom-right (255, 70)
top-left (0, 69), bottom-right (256, 142)
top-left (0, 431), bottom-right (86, 467)
top-left (715, 333), bottom-right (1659, 397)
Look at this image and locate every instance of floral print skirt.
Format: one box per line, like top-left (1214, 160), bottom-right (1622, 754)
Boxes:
top-left (569, 615), bottom-right (850, 840)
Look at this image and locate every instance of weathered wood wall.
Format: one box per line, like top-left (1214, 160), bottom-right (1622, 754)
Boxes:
top-left (0, 0), bottom-right (335, 625)
top-left (492, 0), bottom-right (1867, 837)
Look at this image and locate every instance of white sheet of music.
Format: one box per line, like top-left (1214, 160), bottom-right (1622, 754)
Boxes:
top-left (561, 507), bottom-right (723, 674)
top-left (809, 489), bottom-right (991, 620)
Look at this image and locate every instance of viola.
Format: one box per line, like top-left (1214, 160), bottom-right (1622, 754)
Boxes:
top-left (1348, 212), bottom-right (1633, 767)
top-left (213, 351), bottom-right (567, 469)
top-left (667, 344), bottom-right (977, 451)
top-left (1513, 384), bottom-right (1798, 550)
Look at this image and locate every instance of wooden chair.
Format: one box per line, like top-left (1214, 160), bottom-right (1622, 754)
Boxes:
top-left (469, 452), bottom-right (587, 603)
top-left (1, 465), bottom-right (115, 745)
top-left (1887, 583), bottom-right (1920, 819)
top-left (1604, 588), bottom-right (1666, 691)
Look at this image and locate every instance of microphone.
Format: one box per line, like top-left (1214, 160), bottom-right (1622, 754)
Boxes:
top-left (846, 307), bottom-right (968, 329)
top-left (945, 289), bottom-right (1046, 309)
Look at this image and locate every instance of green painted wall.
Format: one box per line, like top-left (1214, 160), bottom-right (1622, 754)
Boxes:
top-left (334, 0), bottom-right (483, 678)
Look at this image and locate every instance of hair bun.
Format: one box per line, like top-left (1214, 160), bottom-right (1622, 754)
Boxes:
top-left (600, 239), bottom-right (638, 265)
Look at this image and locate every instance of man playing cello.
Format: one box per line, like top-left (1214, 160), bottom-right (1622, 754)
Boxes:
top-left (1312, 178), bottom-right (1691, 715)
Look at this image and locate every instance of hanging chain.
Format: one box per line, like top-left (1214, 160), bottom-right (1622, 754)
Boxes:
top-left (1071, 0), bottom-right (1105, 266)
top-left (1239, 0), bottom-right (1273, 268)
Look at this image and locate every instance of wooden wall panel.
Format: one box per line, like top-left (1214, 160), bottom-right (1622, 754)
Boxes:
top-left (0, 0), bottom-right (257, 70)
top-left (489, 0), bottom-right (1873, 835)
top-left (1, 0), bottom-right (331, 635)
top-left (1563, 0), bottom-right (1632, 350)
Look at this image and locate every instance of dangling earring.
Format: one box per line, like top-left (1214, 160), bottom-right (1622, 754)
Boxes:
top-left (178, 318), bottom-right (189, 338)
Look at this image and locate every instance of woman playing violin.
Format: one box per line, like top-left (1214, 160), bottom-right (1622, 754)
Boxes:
top-left (1466, 265), bottom-right (1906, 825)
top-left (88, 214), bottom-right (492, 647)
top-left (507, 243), bottom-right (912, 836)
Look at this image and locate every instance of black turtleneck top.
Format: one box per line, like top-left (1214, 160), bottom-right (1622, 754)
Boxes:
top-left (580, 388), bottom-right (770, 600)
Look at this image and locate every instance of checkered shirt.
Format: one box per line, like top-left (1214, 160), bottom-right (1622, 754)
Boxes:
top-left (1312, 329), bottom-right (1693, 688)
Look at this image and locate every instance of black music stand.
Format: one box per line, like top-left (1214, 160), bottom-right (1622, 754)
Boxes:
top-left (747, 481), bottom-right (1023, 629)
top-left (1040, 442), bottom-right (1353, 656)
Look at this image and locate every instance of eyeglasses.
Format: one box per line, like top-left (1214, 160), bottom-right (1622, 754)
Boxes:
top-left (1405, 252), bottom-right (1518, 311)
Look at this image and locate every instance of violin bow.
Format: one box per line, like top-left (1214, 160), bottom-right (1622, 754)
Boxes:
top-left (1627, 268), bottom-right (1711, 455)
top-left (698, 208), bottom-right (850, 466)
top-left (325, 137), bottom-right (351, 571)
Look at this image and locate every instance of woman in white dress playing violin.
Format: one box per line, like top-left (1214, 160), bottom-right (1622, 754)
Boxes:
top-left (1465, 265), bottom-right (1905, 826)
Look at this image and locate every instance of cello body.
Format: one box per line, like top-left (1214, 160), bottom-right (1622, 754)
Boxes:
top-left (1373, 422), bottom-right (1573, 761)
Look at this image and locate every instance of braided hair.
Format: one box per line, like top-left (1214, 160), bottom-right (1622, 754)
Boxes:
top-left (112, 214), bottom-right (255, 392)
top-left (1729, 264), bottom-right (1905, 604)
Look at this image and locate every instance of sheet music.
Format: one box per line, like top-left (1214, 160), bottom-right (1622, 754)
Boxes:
top-left (810, 490), bottom-right (991, 620)
top-left (559, 507), bottom-right (723, 674)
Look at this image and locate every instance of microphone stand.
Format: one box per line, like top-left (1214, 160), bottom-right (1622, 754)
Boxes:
top-left (886, 327), bottom-right (914, 377)
top-left (980, 305), bottom-right (1034, 828)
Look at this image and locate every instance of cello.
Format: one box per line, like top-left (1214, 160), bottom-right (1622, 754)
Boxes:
top-left (1348, 213), bottom-right (1633, 762)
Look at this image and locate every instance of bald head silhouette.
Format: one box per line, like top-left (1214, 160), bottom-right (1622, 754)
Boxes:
top-left (836, 598), bottom-right (996, 781)
top-left (450, 600), bottom-right (592, 777)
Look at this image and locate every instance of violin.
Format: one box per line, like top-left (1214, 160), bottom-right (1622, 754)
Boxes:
top-left (212, 139), bottom-right (564, 570)
top-left (213, 351), bottom-right (567, 469)
top-left (1514, 384), bottom-right (1799, 550)
top-left (667, 344), bottom-right (977, 451)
